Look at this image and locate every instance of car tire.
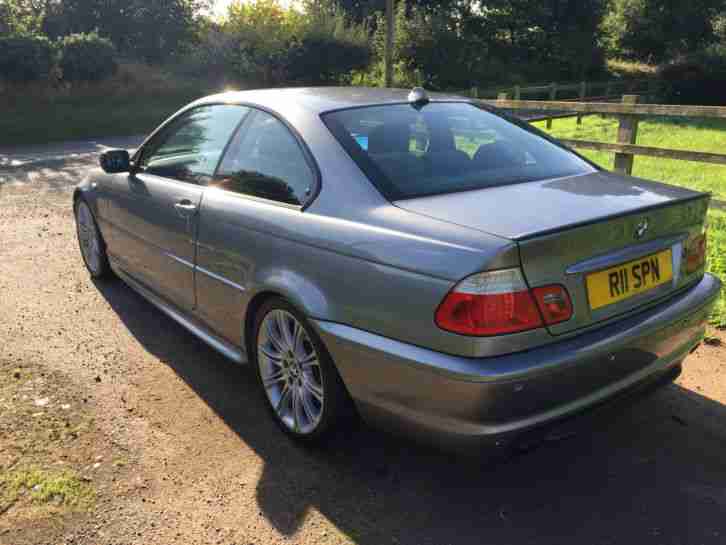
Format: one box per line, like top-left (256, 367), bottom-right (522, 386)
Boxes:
top-left (74, 198), bottom-right (112, 279)
top-left (252, 297), bottom-right (354, 443)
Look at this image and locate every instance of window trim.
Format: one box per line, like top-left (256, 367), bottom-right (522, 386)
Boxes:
top-left (320, 100), bottom-right (600, 202)
top-left (211, 105), bottom-right (322, 210)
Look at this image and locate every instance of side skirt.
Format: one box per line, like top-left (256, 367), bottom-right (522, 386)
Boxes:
top-left (109, 257), bottom-right (248, 365)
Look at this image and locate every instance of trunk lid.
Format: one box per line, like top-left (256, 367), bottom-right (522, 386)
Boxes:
top-left (395, 171), bottom-right (710, 334)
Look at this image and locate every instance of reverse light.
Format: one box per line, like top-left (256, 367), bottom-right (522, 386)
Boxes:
top-left (532, 285), bottom-right (573, 326)
top-left (435, 268), bottom-right (543, 336)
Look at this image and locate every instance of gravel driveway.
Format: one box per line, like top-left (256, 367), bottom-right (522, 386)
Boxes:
top-left (2, 141), bottom-right (726, 545)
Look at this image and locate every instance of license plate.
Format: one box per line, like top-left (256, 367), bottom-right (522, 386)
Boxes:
top-left (586, 249), bottom-right (673, 310)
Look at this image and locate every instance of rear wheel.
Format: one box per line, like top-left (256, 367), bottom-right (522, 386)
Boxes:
top-left (253, 298), bottom-right (352, 443)
top-left (74, 199), bottom-right (111, 279)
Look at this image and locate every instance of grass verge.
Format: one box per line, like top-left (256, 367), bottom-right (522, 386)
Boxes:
top-left (1, 62), bottom-right (223, 147)
top-left (537, 115), bottom-right (726, 327)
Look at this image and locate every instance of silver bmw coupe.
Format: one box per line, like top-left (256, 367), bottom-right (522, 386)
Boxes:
top-left (74, 87), bottom-right (721, 450)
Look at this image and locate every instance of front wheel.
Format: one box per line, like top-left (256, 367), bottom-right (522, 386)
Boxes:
top-left (74, 199), bottom-right (111, 279)
top-left (253, 298), bottom-right (353, 443)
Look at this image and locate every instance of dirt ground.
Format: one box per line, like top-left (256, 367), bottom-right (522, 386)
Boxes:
top-left (2, 142), bottom-right (726, 545)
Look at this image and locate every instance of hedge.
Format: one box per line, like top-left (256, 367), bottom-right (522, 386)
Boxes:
top-left (0, 34), bottom-right (55, 82)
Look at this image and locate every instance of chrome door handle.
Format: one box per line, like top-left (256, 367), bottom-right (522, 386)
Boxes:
top-left (174, 200), bottom-right (197, 212)
top-left (174, 199), bottom-right (197, 220)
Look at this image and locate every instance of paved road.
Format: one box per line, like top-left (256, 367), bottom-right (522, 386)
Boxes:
top-left (2, 140), bottom-right (726, 545)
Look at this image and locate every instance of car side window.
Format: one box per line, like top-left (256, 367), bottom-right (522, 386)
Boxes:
top-left (140, 105), bottom-right (249, 185)
top-left (214, 110), bottom-right (314, 206)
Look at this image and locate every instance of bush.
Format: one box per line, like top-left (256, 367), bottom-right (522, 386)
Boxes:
top-left (0, 34), bottom-right (54, 82)
top-left (59, 32), bottom-right (118, 82)
top-left (658, 48), bottom-right (726, 105)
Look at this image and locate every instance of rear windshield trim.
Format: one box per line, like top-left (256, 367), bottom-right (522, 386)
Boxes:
top-left (320, 101), bottom-right (598, 202)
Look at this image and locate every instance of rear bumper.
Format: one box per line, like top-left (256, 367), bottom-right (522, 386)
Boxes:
top-left (313, 273), bottom-right (721, 450)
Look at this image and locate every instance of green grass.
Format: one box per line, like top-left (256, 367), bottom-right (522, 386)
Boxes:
top-left (1, 467), bottom-right (94, 513)
top-left (1, 92), bottom-right (206, 146)
top-left (0, 62), bottom-right (221, 147)
top-left (535, 115), bottom-right (726, 327)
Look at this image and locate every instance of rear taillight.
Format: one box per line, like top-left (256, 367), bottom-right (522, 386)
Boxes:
top-left (435, 269), bottom-right (543, 336)
top-left (435, 269), bottom-right (573, 336)
top-left (686, 232), bottom-right (707, 273)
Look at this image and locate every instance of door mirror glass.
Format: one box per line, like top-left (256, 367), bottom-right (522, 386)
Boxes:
top-left (100, 149), bottom-right (131, 173)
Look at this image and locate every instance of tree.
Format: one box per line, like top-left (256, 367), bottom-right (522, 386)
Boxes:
top-left (0, 0), bottom-right (50, 35)
top-left (39, 0), bottom-right (209, 61)
top-left (603, 0), bottom-right (725, 61)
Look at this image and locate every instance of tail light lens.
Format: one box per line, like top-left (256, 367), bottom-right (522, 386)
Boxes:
top-left (436, 269), bottom-right (574, 336)
top-left (435, 268), bottom-right (543, 336)
top-left (686, 232), bottom-right (707, 273)
top-left (532, 285), bottom-right (573, 325)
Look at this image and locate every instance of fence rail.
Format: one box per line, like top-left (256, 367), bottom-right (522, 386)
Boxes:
top-left (467, 78), bottom-right (655, 128)
top-left (479, 94), bottom-right (726, 175)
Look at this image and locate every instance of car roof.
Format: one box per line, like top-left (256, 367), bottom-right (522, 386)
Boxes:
top-left (194, 86), bottom-right (472, 115)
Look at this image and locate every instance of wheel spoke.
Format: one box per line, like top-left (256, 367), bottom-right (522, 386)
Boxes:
top-left (300, 355), bottom-right (319, 370)
top-left (303, 376), bottom-right (324, 403)
top-left (275, 383), bottom-right (292, 415)
top-left (300, 387), bottom-right (317, 423)
top-left (276, 311), bottom-right (295, 350)
top-left (265, 316), bottom-right (287, 354)
top-left (292, 321), bottom-right (306, 359)
top-left (259, 344), bottom-right (283, 364)
top-left (263, 369), bottom-right (286, 388)
top-left (291, 386), bottom-right (303, 432)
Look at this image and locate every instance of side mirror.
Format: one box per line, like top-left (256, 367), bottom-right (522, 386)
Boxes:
top-left (100, 149), bottom-right (131, 173)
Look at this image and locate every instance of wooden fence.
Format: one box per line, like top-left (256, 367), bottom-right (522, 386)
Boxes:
top-left (481, 94), bottom-right (726, 176)
top-left (466, 79), bottom-right (654, 127)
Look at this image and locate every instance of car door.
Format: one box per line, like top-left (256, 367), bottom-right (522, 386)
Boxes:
top-left (194, 108), bottom-right (318, 344)
top-left (108, 104), bottom-right (250, 311)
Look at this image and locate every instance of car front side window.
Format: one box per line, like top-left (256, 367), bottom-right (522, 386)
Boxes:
top-left (139, 104), bottom-right (249, 185)
top-left (213, 110), bottom-right (315, 206)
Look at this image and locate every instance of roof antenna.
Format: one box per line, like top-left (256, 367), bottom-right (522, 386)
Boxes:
top-left (408, 87), bottom-right (429, 109)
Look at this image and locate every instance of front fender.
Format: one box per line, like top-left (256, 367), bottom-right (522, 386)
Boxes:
top-left (73, 176), bottom-right (101, 214)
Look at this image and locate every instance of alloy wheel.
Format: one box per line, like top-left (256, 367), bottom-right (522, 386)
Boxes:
top-left (76, 201), bottom-right (102, 275)
top-left (257, 309), bottom-right (325, 434)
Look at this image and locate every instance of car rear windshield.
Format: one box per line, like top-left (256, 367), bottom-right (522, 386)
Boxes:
top-left (322, 102), bottom-right (595, 200)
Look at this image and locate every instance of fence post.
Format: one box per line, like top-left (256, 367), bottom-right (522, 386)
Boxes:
top-left (546, 83), bottom-right (557, 129)
top-left (613, 95), bottom-right (640, 175)
top-left (577, 81), bottom-right (586, 125)
top-left (605, 81), bottom-right (612, 98)
top-left (470, 86), bottom-right (479, 98)
top-left (514, 85), bottom-right (521, 100)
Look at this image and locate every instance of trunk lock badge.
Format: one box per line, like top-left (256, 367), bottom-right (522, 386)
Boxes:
top-left (635, 218), bottom-right (649, 240)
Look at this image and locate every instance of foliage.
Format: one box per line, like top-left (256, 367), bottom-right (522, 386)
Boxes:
top-left (285, 11), bottom-right (371, 84)
top-left (58, 32), bottom-right (118, 82)
top-left (602, 0), bottom-right (724, 62)
top-left (219, 0), bottom-right (369, 86)
top-left (36, 0), bottom-right (207, 62)
top-left (658, 47), bottom-right (726, 105)
top-left (0, 34), bottom-right (54, 82)
top-left (0, 0), bottom-right (46, 35)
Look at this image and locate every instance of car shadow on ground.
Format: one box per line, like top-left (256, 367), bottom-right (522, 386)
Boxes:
top-left (95, 278), bottom-right (726, 545)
